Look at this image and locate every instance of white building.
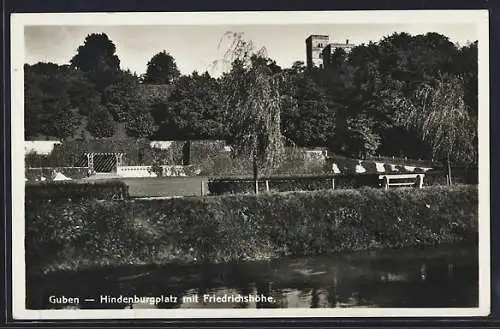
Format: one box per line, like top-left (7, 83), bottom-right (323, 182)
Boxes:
top-left (24, 140), bottom-right (61, 155)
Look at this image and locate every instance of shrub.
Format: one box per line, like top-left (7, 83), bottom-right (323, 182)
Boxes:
top-left (424, 169), bottom-right (478, 186)
top-left (208, 174), bottom-right (384, 195)
top-left (188, 140), bottom-right (227, 165)
top-left (198, 147), bottom-right (329, 177)
top-left (198, 153), bottom-right (252, 177)
top-left (26, 185), bottom-right (478, 274)
top-left (25, 180), bottom-right (129, 201)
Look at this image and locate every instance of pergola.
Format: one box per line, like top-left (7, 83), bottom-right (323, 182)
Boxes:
top-left (85, 152), bottom-right (125, 174)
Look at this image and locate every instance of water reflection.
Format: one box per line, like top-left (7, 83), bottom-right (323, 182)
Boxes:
top-left (27, 244), bottom-right (478, 309)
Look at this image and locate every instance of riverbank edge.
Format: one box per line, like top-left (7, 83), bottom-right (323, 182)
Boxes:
top-left (26, 185), bottom-right (478, 275)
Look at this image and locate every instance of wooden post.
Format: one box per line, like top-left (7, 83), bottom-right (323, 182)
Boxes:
top-left (447, 153), bottom-right (453, 185)
top-left (417, 174), bottom-right (424, 188)
top-left (384, 176), bottom-right (389, 190)
top-left (87, 153), bottom-right (94, 175)
top-left (115, 154), bottom-right (119, 173)
top-left (200, 180), bottom-right (205, 196)
top-left (265, 180), bottom-right (270, 192)
top-left (117, 153), bottom-right (123, 167)
top-left (420, 263), bottom-right (427, 281)
top-left (253, 156), bottom-right (259, 195)
top-left (331, 178), bottom-right (335, 190)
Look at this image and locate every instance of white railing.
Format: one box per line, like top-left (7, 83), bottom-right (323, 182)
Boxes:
top-left (116, 165), bottom-right (191, 178)
top-left (117, 166), bottom-right (157, 177)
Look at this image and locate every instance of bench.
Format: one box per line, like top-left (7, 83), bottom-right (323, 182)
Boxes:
top-left (379, 174), bottom-right (424, 190)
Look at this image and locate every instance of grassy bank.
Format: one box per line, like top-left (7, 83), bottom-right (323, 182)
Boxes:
top-left (25, 185), bottom-right (478, 274)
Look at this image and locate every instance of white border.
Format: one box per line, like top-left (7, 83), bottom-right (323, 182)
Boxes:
top-left (11, 10), bottom-right (490, 320)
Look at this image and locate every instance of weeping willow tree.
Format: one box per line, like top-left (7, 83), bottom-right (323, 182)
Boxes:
top-left (393, 75), bottom-right (477, 185)
top-left (216, 32), bottom-right (290, 193)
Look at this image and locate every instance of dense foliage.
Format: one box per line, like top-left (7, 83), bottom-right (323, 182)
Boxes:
top-left (26, 185), bottom-right (477, 274)
top-left (143, 50), bottom-right (181, 85)
top-left (25, 32), bottom-right (477, 169)
top-left (26, 180), bottom-right (129, 201)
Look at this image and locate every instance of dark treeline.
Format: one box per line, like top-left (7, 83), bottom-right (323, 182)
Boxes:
top-left (24, 32), bottom-right (478, 164)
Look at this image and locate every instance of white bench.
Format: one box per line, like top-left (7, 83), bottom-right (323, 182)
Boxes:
top-left (379, 174), bottom-right (425, 190)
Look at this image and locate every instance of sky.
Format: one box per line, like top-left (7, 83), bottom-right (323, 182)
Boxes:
top-left (24, 23), bottom-right (478, 77)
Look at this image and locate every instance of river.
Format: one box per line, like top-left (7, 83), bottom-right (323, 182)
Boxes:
top-left (27, 243), bottom-right (478, 309)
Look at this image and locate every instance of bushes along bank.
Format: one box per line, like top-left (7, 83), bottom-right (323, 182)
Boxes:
top-left (25, 185), bottom-right (478, 274)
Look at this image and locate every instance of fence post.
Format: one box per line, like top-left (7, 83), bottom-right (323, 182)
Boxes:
top-left (331, 178), bottom-right (335, 190)
top-left (265, 179), bottom-right (270, 192)
top-left (417, 174), bottom-right (424, 188)
top-left (200, 180), bottom-right (205, 196)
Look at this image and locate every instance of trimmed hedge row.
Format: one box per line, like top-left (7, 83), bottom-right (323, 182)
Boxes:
top-left (207, 170), bottom-right (477, 195)
top-left (25, 167), bottom-right (89, 182)
top-left (25, 185), bottom-right (478, 274)
top-left (425, 169), bottom-right (478, 186)
top-left (207, 175), bottom-right (381, 195)
top-left (25, 180), bottom-right (129, 201)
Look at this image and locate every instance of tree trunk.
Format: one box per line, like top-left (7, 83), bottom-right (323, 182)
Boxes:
top-left (447, 153), bottom-right (453, 185)
top-left (253, 156), bottom-right (259, 194)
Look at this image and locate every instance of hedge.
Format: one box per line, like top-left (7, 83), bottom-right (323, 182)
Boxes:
top-left (25, 167), bottom-right (88, 182)
top-left (206, 170), bottom-right (477, 195)
top-left (25, 185), bottom-right (478, 274)
top-left (25, 180), bottom-right (129, 201)
top-left (425, 169), bottom-right (478, 186)
top-left (207, 175), bottom-right (382, 195)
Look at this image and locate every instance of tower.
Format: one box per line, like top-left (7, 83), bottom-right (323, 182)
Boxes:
top-left (306, 35), bottom-right (329, 69)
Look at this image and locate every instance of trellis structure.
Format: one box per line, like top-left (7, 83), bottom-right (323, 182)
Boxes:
top-left (85, 152), bottom-right (125, 174)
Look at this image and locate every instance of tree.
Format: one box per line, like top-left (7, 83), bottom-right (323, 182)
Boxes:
top-left (102, 70), bottom-right (145, 122)
top-left (24, 63), bottom-right (80, 140)
top-left (282, 76), bottom-right (333, 147)
top-left (100, 70), bottom-right (159, 139)
top-left (289, 61), bottom-right (306, 75)
top-left (335, 33), bottom-right (464, 159)
top-left (218, 32), bottom-right (288, 193)
top-left (125, 111), bottom-right (157, 139)
top-left (24, 66), bottom-right (44, 139)
top-left (51, 109), bottom-right (80, 140)
top-left (342, 115), bottom-right (381, 159)
top-left (143, 50), bottom-right (181, 84)
top-left (326, 48), bottom-right (347, 69)
top-left (87, 106), bottom-right (115, 138)
top-left (66, 71), bottom-right (102, 116)
top-left (455, 41), bottom-right (478, 118)
top-left (393, 75), bottom-right (477, 184)
top-left (28, 62), bottom-right (60, 76)
top-left (153, 71), bottom-right (226, 140)
top-left (70, 33), bottom-right (121, 91)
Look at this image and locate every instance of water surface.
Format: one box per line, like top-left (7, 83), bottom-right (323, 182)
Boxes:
top-left (27, 243), bottom-right (478, 309)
